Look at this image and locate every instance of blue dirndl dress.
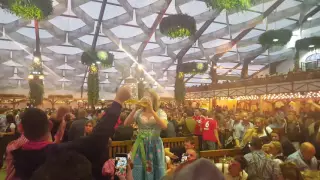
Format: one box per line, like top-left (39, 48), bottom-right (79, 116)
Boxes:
top-left (131, 109), bottom-right (167, 180)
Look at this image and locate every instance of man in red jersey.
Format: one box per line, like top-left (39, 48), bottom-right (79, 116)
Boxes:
top-left (201, 112), bottom-right (221, 150)
top-left (193, 109), bottom-right (204, 150)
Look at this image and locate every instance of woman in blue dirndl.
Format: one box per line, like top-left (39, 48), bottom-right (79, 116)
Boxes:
top-left (124, 89), bottom-right (167, 180)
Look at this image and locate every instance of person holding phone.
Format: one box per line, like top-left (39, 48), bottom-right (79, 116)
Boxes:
top-left (103, 153), bottom-right (133, 180)
top-left (124, 89), bottom-right (168, 180)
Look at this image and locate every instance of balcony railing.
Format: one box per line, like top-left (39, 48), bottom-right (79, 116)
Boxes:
top-left (186, 69), bottom-right (320, 92)
top-left (301, 60), bottom-right (320, 71)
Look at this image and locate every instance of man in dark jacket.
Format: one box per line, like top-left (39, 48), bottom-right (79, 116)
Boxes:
top-left (12, 86), bottom-right (131, 180)
top-left (68, 109), bottom-right (88, 141)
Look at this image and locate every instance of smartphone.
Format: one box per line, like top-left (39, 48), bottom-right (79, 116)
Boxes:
top-left (115, 153), bottom-right (128, 177)
top-left (181, 153), bottom-right (188, 163)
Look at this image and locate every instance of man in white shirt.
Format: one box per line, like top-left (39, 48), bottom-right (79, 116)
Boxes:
top-left (233, 112), bottom-right (254, 147)
top-left (287, 142), bottom-right (318, 171)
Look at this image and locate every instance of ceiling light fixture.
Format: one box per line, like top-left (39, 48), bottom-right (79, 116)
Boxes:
top-left (138, 64), bottom-right (143, 70)
top-left (307, 17), bottom-right (312, 21)
top-left (273, 39), bottom-right (279, 42)
top-left (309, 44), bottom-right (315, 48)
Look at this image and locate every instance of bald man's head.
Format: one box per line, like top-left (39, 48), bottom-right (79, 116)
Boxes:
top-left (300, 142), bottom-right (316, 161)
top-left (241, 111), bottom-right (249, 122)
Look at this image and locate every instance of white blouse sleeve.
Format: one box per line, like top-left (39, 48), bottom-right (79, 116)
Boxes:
top-left (158, 109), bottom-right (168, 124)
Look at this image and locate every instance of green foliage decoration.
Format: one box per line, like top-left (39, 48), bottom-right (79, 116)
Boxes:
top-left (295, 37), bottom-right (320, 51)
top-left (294, 37), bottom-right (320, 71)
top-left (30, 57), bottom-right (43, 75)
top-left (81, 50), bottom-right (114, 67)
top-left (175, 72), bottom-right (186, 103)
top-left (29, 78), bottom-right (44, 106)
top-left (205, 0), bottom-right (258, 11)
top-left (28, 52), bottom-right (44, 106)
top-left (7, 0), bottom-right (53, 20)
top-left (180, 62), bottom-right (208, 74)
top-left (87, 65), bottom-right (99, 107)
top-left (160, 14), bottom-right (196, 39)
top-left (81, 51), bottom-right (96, 66)
top-left (97, 51), bottom-right (114, 68)
top-left (258, 29), bottom-right (292, 48)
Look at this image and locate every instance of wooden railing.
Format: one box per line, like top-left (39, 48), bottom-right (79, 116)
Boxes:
top-left (199, 149), bottom-right (243, 162)
top-left (108, 137), bottom-right (244, 162)
top-left (109, 137), bottom-right (199, 158)
top-left (109, 141), bottom-right (132, 158)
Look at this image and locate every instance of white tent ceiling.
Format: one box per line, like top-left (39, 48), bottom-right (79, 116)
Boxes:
top-left (0, 0), bottom-right (319, 97)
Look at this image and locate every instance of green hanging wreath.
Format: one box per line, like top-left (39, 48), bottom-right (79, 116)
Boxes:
top-left (175, 72), bottom-right (186, 103)
top-left (29, 78), bottom-right (44, 106)
top-left (180, 62), bottom-right (208, 74)
top-left (81, 51), bottom-right (96, 66)
top-left (8, 0), bottom-right (53, 20)
top-left (205, 0), bottom-right (258, 11)
top-left (160, 14), bottom-right (196, 39)
top-left (295, 37), bottom-right (320, 51)
top-left (87, 65), bottom-right (99, 107)
top-left (258, 29), bottom-right (292, 47)
top-left (293, 36), bottom-right (320, 71)
top-left (97, 50), bottom-right (114, 68)
top-left (81, 50), bottom-right (114, 67)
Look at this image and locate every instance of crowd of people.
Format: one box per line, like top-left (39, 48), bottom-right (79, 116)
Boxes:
top-left (0, 86), bottom-right (319, 179)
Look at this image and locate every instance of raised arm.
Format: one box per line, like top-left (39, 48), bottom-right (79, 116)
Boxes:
top-left (56, 86), bottom-right (131, 153)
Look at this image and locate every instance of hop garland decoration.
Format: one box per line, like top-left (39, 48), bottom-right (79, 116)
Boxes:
top-left (205, 0), bottom-right (256, 11)
top-left (160, 14), bottom-right (196, 39)
top-left (180, 62), bottom-right (208, 74)
top-left (81, 50), bottom-right (114, 67)
top-left (28, 52), bottom-right (44, 106)
top-left (175, 72), bottom-right (186, 103)
top-left (29, 78), bottom-right (44, 106)
top-left (258, 29), bottom-right (292, 48)
top-left (87, 65), bottom-right (99, 107)
top-left (30, 55), bottom-right (44, 76)
top-left (7, 0), bottom-right (53, 20)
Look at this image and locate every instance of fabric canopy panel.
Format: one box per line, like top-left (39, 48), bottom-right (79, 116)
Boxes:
top-left (0, 0), bottom-right (318, 98)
